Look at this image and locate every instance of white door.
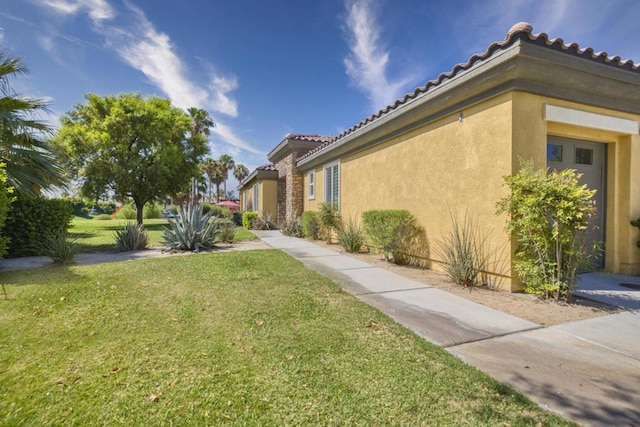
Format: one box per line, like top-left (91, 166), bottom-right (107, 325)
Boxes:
top-left (547, 137), bottom-right (606, 268)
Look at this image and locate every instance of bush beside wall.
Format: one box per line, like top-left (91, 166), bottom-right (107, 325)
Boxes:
top-left (301, 211), bottom-right (320, 239)
top-left (242, 211), bottom-right (258, 229)
top-left (362, 210), bottom-right (423, 264)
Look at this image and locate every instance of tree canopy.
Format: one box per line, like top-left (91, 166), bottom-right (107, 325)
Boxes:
top-left (54, 93), bottom-right (208, 224)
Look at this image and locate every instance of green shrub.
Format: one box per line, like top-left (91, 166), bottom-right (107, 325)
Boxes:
top-left (631, 217), bottom-right (640, 248)
top-left (201, 202), bottom-right (213, 215)
top-left (242, 211), bottom-right (258, 229)
top-left (60, 197), bottom-right (86, 216)
top-left (437, 213), bottom-right (495, 288)
top-left (97, 202), bottom-right (116, 215)
top-left (41, 230), bottom-right (78, 265)
top-left (162, 203), bottom-right (220, 251)
top-left (231, 211), bottom-right (243, 226)
top-left (497, 161), bottom-right (597, 300)
top-left (116, 204), bottom-right (137, 220)
top-left (280, 216), bottom-right (303, 237)
top-left (336, 217), bottom-right (364, 253)
top-left (143, 202), bottom-right (162, 219)
top-left (217, 220), bottom-right (235, 243)
top-left (318, 203), bottom-right (339, 242)
top-left (209, 205), bottom-right (231, 218)
top-left (114, 222), bottom-right (149, 251)
top-left (0, 164), bottom-right (14, 259)
top-left (301, 211), bottom-right (320, 239)
top-left (95, 214), bottom-right (113, 220)
top-left (4, 196), bottom-right (74, 258)
top-left (362, 210), bottom-right (422, 264)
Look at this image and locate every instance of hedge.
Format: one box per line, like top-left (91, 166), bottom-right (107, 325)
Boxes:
top-left (4, 196), bottom-right (74, 258)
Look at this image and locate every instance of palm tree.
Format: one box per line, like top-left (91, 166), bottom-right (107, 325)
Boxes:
top-left (211, 165), bottom-right (225, 203)
top-left (218, 154), bottom-right (234, 199)
top-left (0, 52), bottom-right (66, 194)
top-left (233, 163), bottom-right (249, 183)
top-left (187, 107), bottom-right (214, 137)
top-left (201, 157), bottom-right (216, 202)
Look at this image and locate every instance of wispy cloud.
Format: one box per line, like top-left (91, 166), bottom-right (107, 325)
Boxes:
top-left (32, 0), bottom-right (261, 155)
top-left (343, 0), bottom-right (415, 112)
top-left (36, 0), bottom-right (115, 24)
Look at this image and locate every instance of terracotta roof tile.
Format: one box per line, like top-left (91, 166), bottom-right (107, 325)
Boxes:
top-left (256, 163), bottom-right (277, 171)
top-left (297, 22), bottom-right (640, 164)
top-left (284, 133), bottom-right (334, 143)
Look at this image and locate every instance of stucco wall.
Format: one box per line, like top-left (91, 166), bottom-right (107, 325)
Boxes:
top-left (261, 179), bottom-right (278, 218)
top-left (238, 177), bottom-right (277, 218)
top-left (298, 91), bottom-right (640, 288)
top-left (336, 93), bottom-right (515, 287)
top-left (303, 166), bottom-right (324, 212)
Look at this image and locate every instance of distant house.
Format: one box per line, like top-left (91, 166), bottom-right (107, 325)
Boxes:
top-left (237, 164), bottom-right (278, 218)
top-left (240, 23), bottom-right (640, 290)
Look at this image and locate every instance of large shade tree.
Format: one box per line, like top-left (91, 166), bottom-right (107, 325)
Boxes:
top-left (0, 52), bottom-right (66, 194)
top-left (54, 93), bottom-right (208, 224)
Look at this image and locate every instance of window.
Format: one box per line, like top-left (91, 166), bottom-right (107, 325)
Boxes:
top-left (547, 144), bottom-right (563, 162)
top-left (308, 170), bottom-right (315, 199)
top-left (253, 184), bottom-right (259, 212)
top-left (324, 161), bottom-right (340, 207)
top-left (575, 147), bottom-right (593, 165)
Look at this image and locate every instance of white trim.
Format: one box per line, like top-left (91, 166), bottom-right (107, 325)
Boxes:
top-left (323, 160), bottom-right (340, 208)
top-left (252, 183), bottom-right (259, 212)
top-left (307, 169), bottom-right (315, 200)
top-left (544, 104), bottom-right (639, 135)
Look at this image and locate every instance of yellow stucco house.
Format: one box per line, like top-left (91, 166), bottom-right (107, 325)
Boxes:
top-left (242, 22), bottom-right (640, 290)
top-left (237, 164), bottom-right (278, 218)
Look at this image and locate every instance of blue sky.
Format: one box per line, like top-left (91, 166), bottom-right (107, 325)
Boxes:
top-left (2, 0), bottom-right (639, 187)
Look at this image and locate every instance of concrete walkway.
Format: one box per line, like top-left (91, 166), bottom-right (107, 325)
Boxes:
top-left (254, 230), bottom-right (640, 427)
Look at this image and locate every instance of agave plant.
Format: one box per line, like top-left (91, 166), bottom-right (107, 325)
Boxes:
top-left (114, 222), bottom-right (149, 251)
top-left (162, 203), bottom-right (220, 251)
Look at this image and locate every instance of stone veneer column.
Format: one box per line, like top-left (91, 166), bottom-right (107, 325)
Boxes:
top-left (275, 152), bottom-right (304, 224)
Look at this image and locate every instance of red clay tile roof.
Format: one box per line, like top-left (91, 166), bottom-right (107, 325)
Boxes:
top-left (256, 164), bottom-right (277, 171)
top-left (284, 134), bottom-right (334, 143)
top-left (296, 22), bottom-right (640, 164)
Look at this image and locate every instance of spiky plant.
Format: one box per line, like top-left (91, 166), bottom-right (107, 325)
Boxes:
top-left (114, 222), bottom-right (149, 251)
top-left (162, 203), bottom-right (220, 251)
top-left (336, 217), bottom-right (365, 253)
top-left (41, 229), bottom-right (78, 265)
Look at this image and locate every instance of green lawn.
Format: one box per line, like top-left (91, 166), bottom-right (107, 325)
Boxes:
top-left (69, 216), bottom-right (256, 252)
top-left (0, 250), bottom-right (571, 426)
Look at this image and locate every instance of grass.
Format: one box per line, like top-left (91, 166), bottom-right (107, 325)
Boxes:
top-left (0, 250), bottom-right (571, 426)
top-left (70, 216), bottom-right (256, 252)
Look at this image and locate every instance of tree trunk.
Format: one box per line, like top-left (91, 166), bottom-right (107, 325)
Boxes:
top-left (134, 198), bottom-right (144, 226)
top-left (216, 183), bottom-right (221, 203)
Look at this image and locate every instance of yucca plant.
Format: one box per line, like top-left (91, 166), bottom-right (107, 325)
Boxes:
top-left (162, 203), bottom-right (220, 251)
top-left (41, 230), bottom-right (78, 266)
top-left (336, 217), bottom-right (364, 253)
top-left (217, 220), bottom-right (235, 243)
top-left (114, 222), bottom-right (149, 251)
top-left (437, 213), bottom-right (491, 288)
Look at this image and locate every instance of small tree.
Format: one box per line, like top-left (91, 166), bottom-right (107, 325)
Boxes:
top-left (496, 161), bottom-right (597, 300)
top-left (54, 93), bottom-right (208, 225)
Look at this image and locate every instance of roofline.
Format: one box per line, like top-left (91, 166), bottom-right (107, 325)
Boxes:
top-left (237, 168), bottom-right (278, 190)
top-left (267, 135), bottom-right (328, 164)
top-left (296, 23), bottom-right (640, 169)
